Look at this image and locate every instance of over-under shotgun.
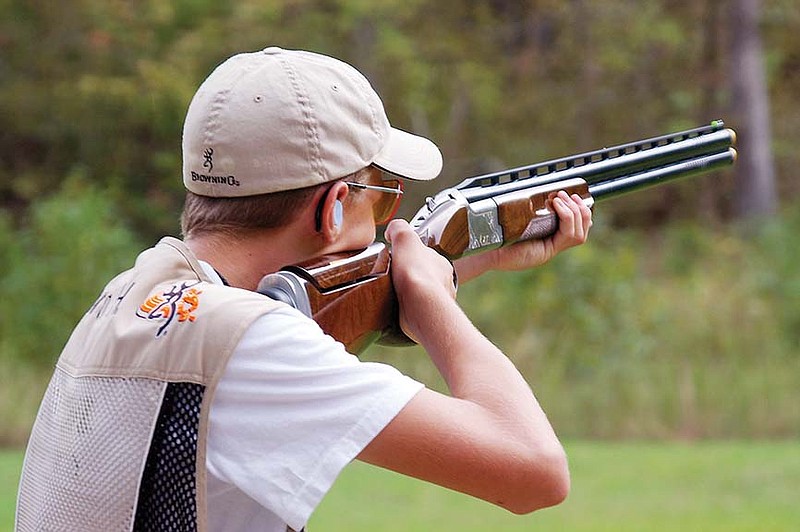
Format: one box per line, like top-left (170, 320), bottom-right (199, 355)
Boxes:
top-left (258, 121), bottom-right (737, 353)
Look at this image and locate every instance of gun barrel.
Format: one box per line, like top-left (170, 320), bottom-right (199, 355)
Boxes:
top-left (458, 123), bottom-right (735, 203)
top-left (588, 148), bottom-right (737, 200)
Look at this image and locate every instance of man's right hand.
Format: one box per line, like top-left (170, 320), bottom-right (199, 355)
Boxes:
top-left (384, 219), bottom-right (457, 344)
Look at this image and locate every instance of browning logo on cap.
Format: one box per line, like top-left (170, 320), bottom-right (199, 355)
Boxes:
top-left (203, 147), bottom-right (214, 172)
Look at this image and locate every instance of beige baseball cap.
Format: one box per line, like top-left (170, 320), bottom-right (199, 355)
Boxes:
top-left (182, 46), bottom-right (443, 197)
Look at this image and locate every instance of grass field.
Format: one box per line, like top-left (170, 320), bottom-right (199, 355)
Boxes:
top-left (3, 441), bottom-right (798, 531)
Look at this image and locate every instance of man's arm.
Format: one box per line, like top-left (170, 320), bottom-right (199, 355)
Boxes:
top-left (357, 193), bottom-right (591, 513)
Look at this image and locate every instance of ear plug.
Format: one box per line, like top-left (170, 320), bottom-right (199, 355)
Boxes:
top-left (333, 200), bottom-right (343, 228)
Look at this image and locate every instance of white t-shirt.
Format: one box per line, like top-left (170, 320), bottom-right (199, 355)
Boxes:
top-left (200, 264), bottom-right (424, 532)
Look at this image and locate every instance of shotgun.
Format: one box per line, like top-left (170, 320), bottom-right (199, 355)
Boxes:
top-left (257, 120), bottom-right (737, 353)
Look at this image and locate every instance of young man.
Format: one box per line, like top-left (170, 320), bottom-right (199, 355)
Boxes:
top-left (16, 47), bottom-right (591, 532)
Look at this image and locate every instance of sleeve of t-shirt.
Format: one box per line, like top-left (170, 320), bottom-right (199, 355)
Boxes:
top-left (205, 305), bottom-right (424, 530)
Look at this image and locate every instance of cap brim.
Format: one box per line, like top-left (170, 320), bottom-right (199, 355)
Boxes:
top-left (372, 127), bottom-right (443, 181)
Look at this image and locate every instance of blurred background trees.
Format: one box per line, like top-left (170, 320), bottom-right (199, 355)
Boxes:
top-left (2, 0), bottom-right (797, 235)
top-left (1, 0), bottom-right (798, 444)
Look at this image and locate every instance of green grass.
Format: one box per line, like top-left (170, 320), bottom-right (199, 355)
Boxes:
top-left (0, 450), bottom-right (21, 529)
top-left (3, 442), bottom-right (798, 531)
top-left (311, 441), bottom-right (800, 531)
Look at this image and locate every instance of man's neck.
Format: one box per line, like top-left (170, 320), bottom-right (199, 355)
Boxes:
top-left (184, 230), bottom-right (313, 291)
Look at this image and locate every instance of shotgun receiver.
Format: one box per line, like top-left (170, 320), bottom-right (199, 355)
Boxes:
top-left (258, 121), bottom-right (737, 353)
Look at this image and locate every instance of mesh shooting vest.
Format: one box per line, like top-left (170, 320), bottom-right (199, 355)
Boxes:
top-left (16, 237), bottom-right (281, 532)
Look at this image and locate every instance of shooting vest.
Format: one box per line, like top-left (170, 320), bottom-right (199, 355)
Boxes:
top-left (16, 237), bottom-right (282, 532)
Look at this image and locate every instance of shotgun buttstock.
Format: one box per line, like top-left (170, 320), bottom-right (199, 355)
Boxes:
top-left (257, 242), bottom-right (413, 354)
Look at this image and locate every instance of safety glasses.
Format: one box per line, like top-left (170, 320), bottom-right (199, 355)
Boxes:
top-left (344, 179), bottom-right (404, 224)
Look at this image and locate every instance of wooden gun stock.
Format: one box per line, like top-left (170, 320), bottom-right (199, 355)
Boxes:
top-left (257, 243), bottom-right (405, 353)
top-left (258, 121), bottom-right (737, 353)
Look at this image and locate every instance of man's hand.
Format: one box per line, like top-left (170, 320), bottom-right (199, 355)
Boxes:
top-left (454, 190), bottom-right (592, 284)
top-left (384, 219), bottom-right (457, 343)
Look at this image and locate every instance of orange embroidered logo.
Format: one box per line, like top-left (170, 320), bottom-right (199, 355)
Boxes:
top-left (136, 281), bottom-right (203, 337)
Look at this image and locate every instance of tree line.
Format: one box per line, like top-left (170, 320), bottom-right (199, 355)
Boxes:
top-left (1, 0), bottom-right (797, 240)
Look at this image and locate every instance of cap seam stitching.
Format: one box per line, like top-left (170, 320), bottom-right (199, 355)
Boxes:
top-left (205, 89), bottom-right (228, 147)
top-left (354, 72), bottom-right (383, 146)
top-left (278, 55), bottom-right (323, 181)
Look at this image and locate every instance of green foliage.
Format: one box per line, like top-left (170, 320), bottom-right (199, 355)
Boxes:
top-left (0, 175), bottom-right (142, 367)
top-left (0, 177), bottom-right (142, 444)
top-left (1, 0), bottom-right (798, 445)
top-left (750, 208), bottom-right (800, 348)
top-left (2, 0), bottom-right (799, 235)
